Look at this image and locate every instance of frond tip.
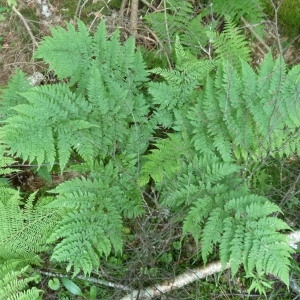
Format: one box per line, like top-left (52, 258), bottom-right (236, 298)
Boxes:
top-left (184, 193), bottom-right (294, 286)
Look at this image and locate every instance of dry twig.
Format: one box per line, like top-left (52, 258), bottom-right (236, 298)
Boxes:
top-left (12, 6), bottom-right (39, 50)
top-left (130, 0), bottom-right (139, 37)
top-left (241, 16), bottom-right (270, 53)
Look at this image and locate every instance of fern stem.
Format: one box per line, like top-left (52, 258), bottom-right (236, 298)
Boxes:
top-left (140, 0), bottom-right (157, 11)
top-left (270, 0), bottom-right (284, 55)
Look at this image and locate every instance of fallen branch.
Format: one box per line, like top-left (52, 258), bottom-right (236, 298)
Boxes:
top-left (120, 230), bottom-right (300, 300)
top-left (120, 261), bottom-right (230, 300)
top-left (130, 0), bottom-right (139, 37)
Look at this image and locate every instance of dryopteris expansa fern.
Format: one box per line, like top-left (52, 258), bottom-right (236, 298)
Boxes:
top-left (0, 15), bottom-right (297, 297)
top-left (140, 132), bottom-right (294, 286)
top-left (212, 17), bottom-right (251, 65)
top-left (2, 84), bottom-right (95, 170)
top-left (212, 0), bottom-right (265, 25)
top-left (0, 259), bottom-right (41, 300)
top-left (34, 20), bottom-right (149, 88)
top-left (0, 20), bottom-right (154, 171)
top-left (0, 186), bottom-right (61, 264)
top-left (141, 43), bottom-right (297, 287)
top-left (149, 41), bottom-right (300, 162)
top-left (0, 145), bottom-right (19, 176)
top-left (184, 190), bottom-right (293, 285)
top-left (46, 161), bottom-right (144, 276)
top-left (145, 0), bottom-right (195, 51)
top-left (0, 70), bottom-right (31, 119)
top-left (148, 38), bottom-right (214, 128)
top-left (139, 133), bottom-right (193, 187)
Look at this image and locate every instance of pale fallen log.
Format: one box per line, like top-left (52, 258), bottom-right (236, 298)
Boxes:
top-left (120, 230), bottom-right (300, 300)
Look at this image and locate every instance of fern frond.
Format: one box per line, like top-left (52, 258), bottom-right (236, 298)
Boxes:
top-left (245, 217), bottom-right (292, 285)
top-left (0, 260), bottom-right (41, 300)
top-left (139, 133), bottom-right (192, 186)
top-left (201, 207), bottom-right (226, 263)
top-left (184, 191), bottom-right (293, 285)
top-left (0, 145), bottom-right (19, 176)
top-left (158, 154), bottom-right (241, 210)
top-left (47, 162), bottom-right (143, 275)
top-left (29, 20), bottom-right (153, 170)
top-left (149, 40), bottom-right (213, 129)
top-left (212, 0), bottom-right (265, 24)
top-left (35, 20), bottom-right (92, 83)
top-left (48, 209), bottom-right (122, 276)
top-left (0, 189), bottom-right (61, 263)
top-left (182, 196), bottom-right (214, 241)
top-left (0, 70), bottom-right (31, 119)
top-left (213, 18), bottom-right (251, 65)
top-left (188, 54), bottom-right (300, 161)
top-left (145, 0), bottom-right (193, 50)
top-left (281, 65), bottom-right (300, 127)
top-left (1, 84), bottom-right (94, 170)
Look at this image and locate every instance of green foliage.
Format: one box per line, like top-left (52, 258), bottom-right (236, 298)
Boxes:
top-left (0, 70), bottom-right (31, 118)
top-left (142, 42), bottom-right (298, 287)
top-left (46, 161), bottom-right (144, 276)
top-left (1, 20), bottom-right (154, 171)
top-left (0, 187), bottom-right (61, 263)
top-left (212, 18), bottom-right (251, 65)
top-left (145, 0), bottom-right (264, 58)
top-left (34, 20), bottom-right (148, 87)
top-left (139, 133), bottom-right (193, 186)
top-left (212, 0), bottom-right (264, 24)
top-left (187, 193), bottom-right (292, 284)
top-left (0, 13), bottom-right (298, 298)
top-left (150, 45), bottom-right (300, 162)
top-left (0, 144), bottom-right (19, 175)
top-left (145, 0), bottom-right (210, 56)
top-left (2, 84), bottom-right (95, 170)
top-left (141, 132), bottom-right (294, 286)
top-left (0, 260), bottom-right (41, 299)
top-left (148, 37), bottom-right (214, 127)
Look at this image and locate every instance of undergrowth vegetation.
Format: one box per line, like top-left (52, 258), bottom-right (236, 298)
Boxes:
top-left (0, 0), bottom-right (300, 299)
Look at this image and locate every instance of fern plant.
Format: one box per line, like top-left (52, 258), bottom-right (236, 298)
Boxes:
top-left (46, 161), bottom-right (144, 276)
top-left (212, 17), bottom-right (251, 65)
top-left (0, 20), bottom-right (154, 171)
top-left (140, 41), bottom-right (299, 287)
top-left (149, 39), bottom-right (300, 162)
top-left (212, 0), bottom-right (265, 24)
top-left (0, 259), bottom-right (41, 300)
top-left (140, 131), bottom-right (294, 287)
top-left (0, 20), bottom-right (150, 278)
top-left (148, 38), bottom-right (214, 128)
top-left (0, 16), bottom-right (298, 298)
top-left (190, 55), bottom-right (300, 162)
top-left (0, 186), bottom-right (61, 264)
